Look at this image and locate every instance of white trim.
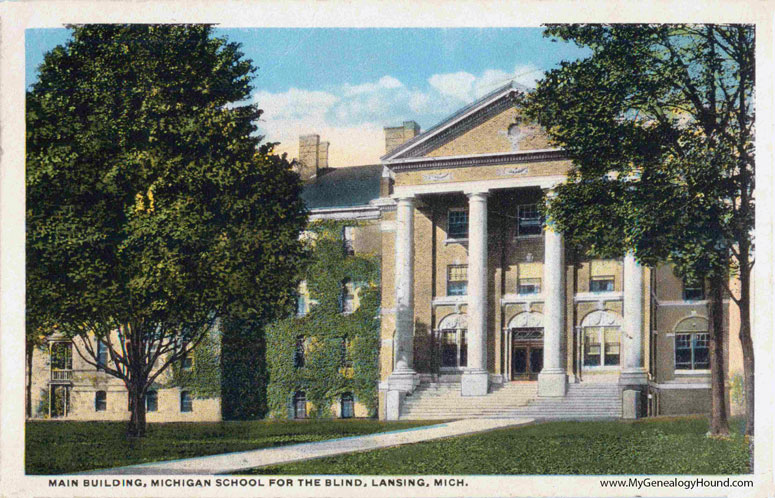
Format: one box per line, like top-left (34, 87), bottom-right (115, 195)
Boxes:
top-left (432, 295), bottom-right (468, 307)
top-left (382, 87), bottom-right (519, 161)
top-left (656, 299), bottom-right (730, 307)
top-left (444, 238), bottom-right (468, 245)
top-left (387, 148), bottom-right (565, 165)
top-left (675, 369), bottom-right (711, 376)
top-left (501, 293), bottom-right (544, 305)
top-left (392, 175), bottom-right (566, 197)
top-left (574, 291), bottom-right (623, 302)
top-left (308, 206), bottom-right (381, 221)
top-left (651, 383), bottom-right (711, 390)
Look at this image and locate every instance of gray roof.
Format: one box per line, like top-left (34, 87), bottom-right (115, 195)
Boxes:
top-left (301, 164), bottom-right (383, 210)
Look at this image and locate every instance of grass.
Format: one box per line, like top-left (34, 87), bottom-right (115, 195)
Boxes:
top-left (25, 419), bottom-right (438, 475)
top-left (243, 416), bottom-right (751, 475)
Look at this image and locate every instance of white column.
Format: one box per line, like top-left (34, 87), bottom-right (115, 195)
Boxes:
top-left (538, 220), bottom-right (567, 397)
top-left (620, 251), bottom-right (648, 385)
top-left (462, 191), bottom-right (489, 396)
top-left (387, 196), bottom-right (418, 393)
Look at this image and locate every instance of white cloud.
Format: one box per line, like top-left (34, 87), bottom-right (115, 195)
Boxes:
top-left (253, 64), bottom-right (546, 166)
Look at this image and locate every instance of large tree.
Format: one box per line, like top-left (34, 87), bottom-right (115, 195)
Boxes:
top-left (26, 25), bottom-right (307, 436)
top-left (522, 24), bottom-right (754, 436)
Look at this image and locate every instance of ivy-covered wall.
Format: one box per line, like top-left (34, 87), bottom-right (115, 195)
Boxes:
top-left (266, 220), bottom-right (381, 418)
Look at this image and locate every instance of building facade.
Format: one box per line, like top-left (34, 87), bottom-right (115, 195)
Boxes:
top-left (375, 82), bottom-right (741, 420)
top-left (27, 82), bottom-right (744, 422)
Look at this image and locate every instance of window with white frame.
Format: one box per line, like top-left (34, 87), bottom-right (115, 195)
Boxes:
top-left (675, 333), bottom-right (710, 370)
top-left (590, 275), bottom-right (615, 293)
top-left (583, 327), bottom-right (620, 367)
top-left (294, 335), bottom-right (305, 368)
top-left (682, 278), bottom-right (705, 301)
top-left (517, 204), bottom-right (543, 236)
top-left (146, 390), bottom-right (158, 412)
top-left (96, 340), bottom-right (108, 371)
top-left (95, 391), bottom-right (107, 411)
top-left (293, 391), bottom-right (307, 419)
top-left (518, 277), bottom-right (541, 295)
top-left (342, 226), bottom-right (355, 255)
top-left (180, 391), bottom-right (193, 412)
top-left (341, 279), bottom-right (356, 314)
top-left (447, 209), bottom-right (468, 239)
top-left (447, 265), bottom-right (468, 296)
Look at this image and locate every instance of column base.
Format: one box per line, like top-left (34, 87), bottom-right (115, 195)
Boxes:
top-left (461, 370), bottom-right (489, 396)
top-left (384, 390), bottom-right (406, 421)
top-left (387, 368), bottom-right (420, 392)
top-left (538, 370), bottom-right (567, 397)
top-left (619, 369), bottom-right (648, 387)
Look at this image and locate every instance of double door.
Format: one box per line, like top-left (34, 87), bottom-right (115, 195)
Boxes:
top-left (511, 328), bottom-right (543, 380)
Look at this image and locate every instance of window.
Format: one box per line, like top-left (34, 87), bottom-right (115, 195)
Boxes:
top-left (146, 390), bottom-right (158, 412)
top-left (517, 204), bottom-right (542, 236)
top-left (340, 337), bottom-right (353, 368)
top-left (181, 351), bottom-right (193, 370)
top-left (439, 329), bottom-right (467, 368)
top-left (95, 391), bottom-right (106, 411)
top-left (583, 327), bottom-right (620, 367)
top-left (180, 391), bottom-right (193, 412)
top-left (342, 226), bottom-right (355, 255)
top-left (296, 294), bottom-right (307, 316)
top-left (50, 342), bottom-right (73, 381)
top-left (96, 341), bottom-right (108, 370)
top-left (341, 280), bottom-right (355, 314)
top-left (447, 210), bottom-right (468, 239)
top-left (518, 278), bottom-right (541, 295)
top-left (683, 279), bottom-right (705, 301)
top-left (341, 393), bottom-right (354, 419)
top-left (447, 265), bottom-right (468, 296)
top-left (293, 391), bottom-right (307, 419)
top-left (590, 276), bottom-right (615, 293)
top-left (294, 336), bottom-right (305, 368)
top-left (675, 333), bottom-right (710, 370)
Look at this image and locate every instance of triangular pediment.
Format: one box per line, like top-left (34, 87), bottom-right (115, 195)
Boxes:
top-left (382, 82), bottom-right (553, 162)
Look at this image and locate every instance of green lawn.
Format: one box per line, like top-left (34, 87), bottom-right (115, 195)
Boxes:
top-left (25, 419), bottom-right (438, 475)
top-left (244, 416), bottom-right (751, 475)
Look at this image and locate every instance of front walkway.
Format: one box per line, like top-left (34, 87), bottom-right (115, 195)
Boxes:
top-left (85, 418), bottom-right (533, 475)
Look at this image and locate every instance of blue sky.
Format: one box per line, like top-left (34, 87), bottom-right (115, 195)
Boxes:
top-left (26, 27), bottom-right (589, 165)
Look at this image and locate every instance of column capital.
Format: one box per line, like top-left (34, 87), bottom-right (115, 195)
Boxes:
top-left (464, 189), bottom-right (490, 199)
top-left (394, 195), bottom-right (416, 206)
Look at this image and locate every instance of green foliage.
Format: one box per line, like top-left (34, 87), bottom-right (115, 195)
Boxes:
top-left (25, 419), bottom-right (433, 474)
top-left (266, 220), bottom-right (381, 418)
top-left (220, 317), bottom-right (269, 420)
top-left (26, 25), bottom-right (308, 434)
top-left (166, 328), bottom-right (222, 399)
top-left (522, 24), bottom-right (754, 283)
top-left (249, 417), bottom-right (751, 475)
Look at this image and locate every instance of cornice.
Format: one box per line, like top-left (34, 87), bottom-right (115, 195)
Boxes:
top-left (385, 149), bottom-right (568, 172)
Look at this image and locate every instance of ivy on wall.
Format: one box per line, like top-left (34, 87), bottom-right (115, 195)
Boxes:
top-left (165, 327), bottom-right (222, 399)
top-left (266, 220), bottom-right (381, 418)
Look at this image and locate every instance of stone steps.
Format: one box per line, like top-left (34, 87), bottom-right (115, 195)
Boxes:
top-left (399, 382), bottom-right (622, 420)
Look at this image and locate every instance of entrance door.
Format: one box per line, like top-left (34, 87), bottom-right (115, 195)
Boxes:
top-left (511, 328), bottom-right (544, 381)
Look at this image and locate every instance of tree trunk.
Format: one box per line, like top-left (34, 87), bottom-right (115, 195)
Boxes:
top-left (738, 266), bottom-right (754, 437)
top-left (127, 379), bottom-right (147, 437)
top-left (26, 341), bottom-right (34, 418)
top-left (708, 274), bottom-right (730, 436)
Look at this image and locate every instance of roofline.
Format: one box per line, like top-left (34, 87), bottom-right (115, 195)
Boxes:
top-left (380, 81), bottom-right (526, 162)
top-left (384, 149), bottom-right (568, 173)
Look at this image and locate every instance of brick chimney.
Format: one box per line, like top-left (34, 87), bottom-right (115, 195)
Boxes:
top-left (296, 134), bottom-right (329, 182)
top-left (384, 121), bottom-right (420, 155)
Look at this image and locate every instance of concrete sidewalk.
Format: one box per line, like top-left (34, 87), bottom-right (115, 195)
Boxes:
top-left (86, 418), bottom-right (533, 475)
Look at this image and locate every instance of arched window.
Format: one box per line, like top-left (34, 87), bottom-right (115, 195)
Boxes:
top-left (437, 313), bottom-right (468, 369)
top-left (95, 391), bottom-right (107, 411)
top-left (674, 316), bottom-right (710, 371)
top-left (340, 393), bottom-right (354, 419)
top-left (146, 390), bottom-right (158, 412)
top-left (581, 310), bottom-right (621, 368)
top-left (180, 391), bottom-right (193, 412)
top-left (293, 391), bottom-right (307, 419)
